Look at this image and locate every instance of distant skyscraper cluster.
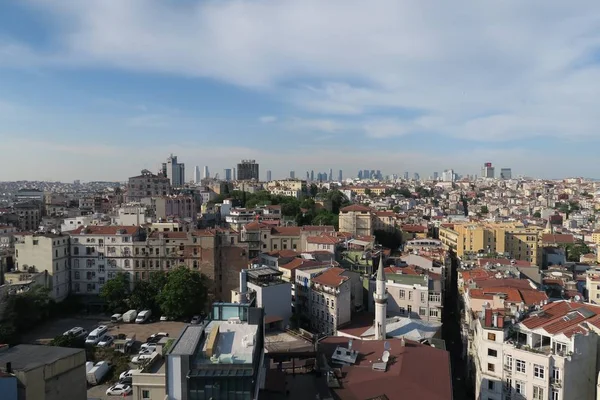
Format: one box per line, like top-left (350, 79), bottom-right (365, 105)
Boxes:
top-left (357, 169), bottom-right (382, 180)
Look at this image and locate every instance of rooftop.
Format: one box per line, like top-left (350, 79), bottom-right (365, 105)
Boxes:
top-left (194, 320), bottom-right (259, 366)
top-left (0, 344), bottom-right (84, 372)
top-left (319, 337), bottom-right (452, 400)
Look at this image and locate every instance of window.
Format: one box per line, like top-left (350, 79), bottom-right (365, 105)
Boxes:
top-left (515, 381), bottom-right (525, 395)
top-left (74, 271), bottom-right (80, 279)
top-left (74, 247), bottom-right (79, 255)
top-left (488, 380), bottom-right (494, 390)
top-left (533, 364), bottom-right (544, 379)
top-left (552, 367), bottom-right (560, 381)
top-left (552, 389), bottom-right (559, 400)
top-left (142, 390), bottom-right (150, 399)
top-left (420, 292), bottom-right (426, 303)
top-left (429, 309), bottom-right (439, 318)
top-left (124, 260), bottom-right (130, 267)
top-left (419, 307), bottom-right (426, 316)
top-left (407, 305), bottom-right (412, 315)
top-left (488, 349), bottom-right (498, 358)
top-left (505, 355), bottom-right (512, 370)
top-left (533, 386), bottom-right (544, 400)
top-left (487, 332), bottom-right (496, 341)
top-left (515, 359), bottom-right (525, 373)
top-left (408, 291), bottom-right (413, 300)
top-left (399, 289), bottom-right (405, 299)
top-left (487, 363), bottom-right (495, 372)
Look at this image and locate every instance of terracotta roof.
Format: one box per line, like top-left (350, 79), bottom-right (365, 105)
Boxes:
top-left (301, 225), bottom-right (335, 232)
top-left (541, 233), bottom-right (576, 244)
top-left (319, 337), bottom-right (452, 400)
top-left (70, 226), bottom-right (139, 235)
top-left (278, 259), bottom-right (328, 271)
top-left (340, 204), bottom-right (372, 213)
top-left (312, 267), bottom-right (348, 288)
top-left (306, 235), bottom-right (339, 245)
top-left (264, 249), bottom-right (300, 258)
top-left (243, 222), bottom-right (269, 231)
top-left (402, 224), bottom-right (427, 233)
top-left (271, 226), bottom-right (301, 236)
top-left (468, 287), bottom-right (547, 306)
top-left (520, 301), bottom-right (600, 337)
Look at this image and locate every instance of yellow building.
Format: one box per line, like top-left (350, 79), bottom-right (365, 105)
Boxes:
top-left (439, 222), bottom-right (542, 265)
top-left (592, 231), bottom-right (600, 246)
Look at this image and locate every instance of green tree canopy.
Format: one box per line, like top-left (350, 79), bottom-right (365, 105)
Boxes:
top-left (129, 271), bottom-right (168, 314)
top-left (50, 333), bottom-right (86, 348)
top-left (100, 273), bottom-right (131, 313)
top-left (565, 242), bottom-right (591, 262)
top-left (480, 205), bottom-right (489, 214)
top-left (5, 285), bottom-right (51, 333)
top-left (533, 211), bottom-right (541, 218)
top-left (158, 267), bottom-right (208, 319)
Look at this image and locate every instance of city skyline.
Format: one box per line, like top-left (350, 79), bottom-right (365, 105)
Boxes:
top-left (2, 1), bottom-right (600, 180)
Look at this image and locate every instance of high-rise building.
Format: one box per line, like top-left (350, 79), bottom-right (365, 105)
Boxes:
top-left (163, 154), bottom-right (185, 186)
top-left (224, 168), bottom-right (232, 181)
top-left (310, 170), bottom-right (315, 181)
top-left (403, 171), bottom-right (409, 180)
top-left (500, 168), bottom-right (512, 180)
top-left (357, 170), bottom-right (363, 180)
top-left (194, 166), bottom-right (201, 183)
top-left (414, 172), bottom-right (420, 181)
top-left (481, 162), bottom-right (495, 179)
top-left (376, 170), bottom-right (382, 180)
top-left (203, 166), bottom-right (210, 179)
top-left (442, 169), bottom-right (456, 182)
top-left (233, 168), bottom-right (236, 180)
top-left (338, 170), bottom-right (343, 182)
top-left (363, 169), bottom-right (370, 179)
top-left (290, 171), bottom-right (295, 179)
top-left (433, 171), bottom-right (439, 181)
top-left (328, 168), bottom-right (333, 181)
top-left (237, 160), bottom-right (259, 181)
top-left (267, 170), bottom-right (272, 182)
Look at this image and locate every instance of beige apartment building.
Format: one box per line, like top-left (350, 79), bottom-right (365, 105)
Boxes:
top-left (339, 205), bottom-right (373, 236)
top-left (127, 170), bottom-right (172, 202)
top-left (14, 233), bottom-right (70, 301)
top-left (439, 222), bottom-right (542, 265)
top-left (310, 267), bottom-right (352, 335)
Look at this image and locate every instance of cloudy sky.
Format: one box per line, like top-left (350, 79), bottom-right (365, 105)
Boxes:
top-left (1, 0), bottom-right (600, 181)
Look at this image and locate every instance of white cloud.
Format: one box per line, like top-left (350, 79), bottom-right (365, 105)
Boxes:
top-left (285, 117), bottom-right (347, 133)
top-left (5, 0), bottom-right (600, 144)
top-left (259, 116), bottom-right (277, 123)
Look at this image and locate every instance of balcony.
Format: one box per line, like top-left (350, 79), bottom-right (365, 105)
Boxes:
top-left (551, 378), bottom-right (562, 388)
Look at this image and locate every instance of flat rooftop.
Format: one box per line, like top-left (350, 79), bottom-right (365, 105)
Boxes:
top-left (0, 344), bottom-right (84, 372)
top-left (194, 320), bottom-right (258, 366)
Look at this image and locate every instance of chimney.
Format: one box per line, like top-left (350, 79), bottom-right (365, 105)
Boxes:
top-left (492, 312), bottom-right (498, 328)
top-left (484, 308), bottom-right (493, 327)
top-left (497, 316), bottom-right (504, 328)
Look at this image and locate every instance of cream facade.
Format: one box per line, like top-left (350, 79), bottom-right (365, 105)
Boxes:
top-left (338, 205), bottom-right (373, 236)
top-left (310, 267), bottom-right (352, 335)
top-left (14, 233), bottom-right (70, 301)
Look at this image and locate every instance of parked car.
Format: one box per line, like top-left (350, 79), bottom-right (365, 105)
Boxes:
top-left (63, 327), bottom-right (88, 338)
top-left (119, 376), bottom-right (132, 386)
top-left (135, 310), bottom-right (152, 324)
top-left (146, 332), bottom-right (169, 343)
top-left (131, 353), bottom-right (155, 364)
top-left (190, 315), bottom-right (202, 324)
top-left (122, 309), bottom-right (138, 323)
top-left (97, 335), bottom-right (114, 348)
top-left (139, 343), bottom-right (157, 353)
top-left (87, 361), bottom-right (111, 386)
top-left (106, 383), bottom-right (132, 396)
top-left (159, 315), bottom-right (172, 321)
top-left (119, 369), bottom-right (136, 380)
top-left (111, 313), bottom-right (123, 323)
top-left (85, 326), bottom-right (109, 345)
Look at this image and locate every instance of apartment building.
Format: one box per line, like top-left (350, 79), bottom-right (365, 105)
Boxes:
top-left (372, 211), bottom-right (397, 233)
top-left (339, 205), bottom-right (373, 236)
top-left (14, 233), bottom-right (70, 301)
top-left (439, 222), bottom-right (542, 265)
top-left (13, 203), bottom-right (41, 231)
top-left (310, 267), bottom-right (352, 335)
top-left (0, 225), bottom-right (17, 250)
top-left (474, 301), bottom-right (600, 400)
top-left (69, 226), bottom-right (144, 295)
top-left (370, 268), bottom-right (443, 322)
top-left (241, 223), bottom-right (301, 258)
top-left (149, 195), bottom-right (197, 221)
top-left (127, 170), bottom-right (171, 202)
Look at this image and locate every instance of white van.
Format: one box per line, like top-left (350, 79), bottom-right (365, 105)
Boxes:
top-left (135, 310), bottom-right (151, 324)
top-left (85, 325), bottom-right (109, 345)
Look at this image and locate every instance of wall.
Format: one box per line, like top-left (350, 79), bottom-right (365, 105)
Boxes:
top-left (248, 281), bottom-right (292, 327)
top-left (132, 371), bottom-right (166, 400)
top-left (0, 376), bottom-right (17, 400)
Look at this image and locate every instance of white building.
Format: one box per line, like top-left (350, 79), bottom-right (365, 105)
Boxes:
top-left (68, 226), bottom-right (143, 295)
top-left (14, 233), bottom-right (70, 301)
top-left (474, 301), bottom-right (600, 400)
top-left (310, 267), bottom-right (352, 335)
top-left (113, 204), bottom-right (149, 226)
top-left (164, 154), bottom-right (185, 187)
top-left (60, 216), bottom-right (94, 233)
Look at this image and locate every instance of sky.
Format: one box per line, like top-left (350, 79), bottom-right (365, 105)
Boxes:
top-left (1, 0), bottom-right (600, 182)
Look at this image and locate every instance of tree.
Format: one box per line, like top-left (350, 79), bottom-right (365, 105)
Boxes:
top-left (533, 211), bottom-right (541, 218)
top-left (374, 230), bottom-right (402, 251)
top-left (100, 273), bottom-right (130, 313)
top-left (158, 267), bottom-right (209, 319)
top-left (364, 188), bottom-right (372, 196)
top-left (309, 184), bottom-right (319, 197)
top-left (5, 285), bottom-right (51, 333)
top-left (480, 206), bottom-right (489, 214)
top-left (565, 242), bottom-right (591, 262)
top-left (50, 333), bottom-right (85, 348)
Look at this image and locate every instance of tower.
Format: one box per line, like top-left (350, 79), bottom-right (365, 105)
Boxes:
top-left (374, 254), bottom-right (388, 340)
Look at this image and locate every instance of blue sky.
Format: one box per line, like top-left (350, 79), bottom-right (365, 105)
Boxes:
top-left (1, 0), bottom-right (600, 181)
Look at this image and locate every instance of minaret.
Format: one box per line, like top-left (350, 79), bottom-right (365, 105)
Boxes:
top-left (374, 254), bottom-right (388, 340)
top-left (544, 218), bottom-right (553, 234)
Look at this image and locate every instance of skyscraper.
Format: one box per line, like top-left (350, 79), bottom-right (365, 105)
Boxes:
top-left (481, 162), bottom-right (495, 179)
top-left (403, 171), bottom-right (409, 180)
top-left (237, 160), bottom-right (259, 181)
top-left (357, 170), bottom-right (363, 180)
top-left (310, 170), bottom-right (315, 181)
top-left (164, 154), bottom-right (185, 186)
top-left (433, 171), bottom-right (439, 181)
top-left (267, 170), bottom-right (272, 182)
top-left (414, 172), bottom-right (420, 181)
top-left (224, 168), bottom-right (232, 181)
top-left (500, 168), bottom-right (512, 179)
top-left (290, 171), bottom-right (295, 179)
top-left (338, 170), bottom-right (343, 182)
top-left (328, 168), bottom-right (333, 181)
top-left (203, 166), bottom-right (210, 179)
top-left (233, 168), bottom-right (236, 180)
top-left (194, 166), bottom-right (201, 183)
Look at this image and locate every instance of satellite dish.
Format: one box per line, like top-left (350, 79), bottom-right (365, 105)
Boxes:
top-left (382, 351), bottom-right (390, 363)
top-left (384, 341), bottom-right (391, 351)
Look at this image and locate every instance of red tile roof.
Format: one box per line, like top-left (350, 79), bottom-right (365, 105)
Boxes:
top-left (402, 224), bottom-right (428, 233)
top-left (340, 204), bottom-right (372, 212)
top-left (243, 222), bottom-right (269, 231)
top-left (469, 287), bottom-right (548, 307)
top-left (306, 235), bottom-right (339, 245)
top-left (520, 301), bottom-right (600, 337)
top-left (319, 337), bottom-right (452, 400)
top-left (542, 234), bottom-right (576, 244)
top-left (312, 267), bottom-right (348, 288)
top-left (271, 226), bottom-right (301, 236)
top-left (70, 226), bottom-right (139, 235)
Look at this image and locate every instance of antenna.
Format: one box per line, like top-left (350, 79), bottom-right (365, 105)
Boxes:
top-left (384, 341), bottom-right (391, 352)
top-left (382, 350), bottom-right (390, 363)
